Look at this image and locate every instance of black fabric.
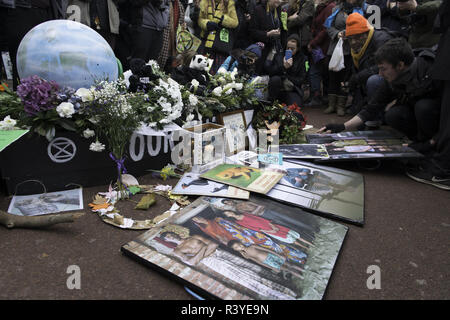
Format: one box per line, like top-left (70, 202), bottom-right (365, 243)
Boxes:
top-left (0, 5), bottom-right (52, 89)
top-left (129, 25), bottom-right (164, 61)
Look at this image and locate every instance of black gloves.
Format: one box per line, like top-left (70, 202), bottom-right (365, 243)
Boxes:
top-left (206, 21), bottom-right (220, 31)
top-left (324, 123), bottom-right (345, 133)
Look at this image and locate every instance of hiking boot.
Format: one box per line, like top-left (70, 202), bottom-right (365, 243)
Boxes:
top-left (406, 161), bottom-right (450, 190)
top-left (323, 94), bottom-right (337, 114)
top-left (336, 95), bottom-right (347, 116)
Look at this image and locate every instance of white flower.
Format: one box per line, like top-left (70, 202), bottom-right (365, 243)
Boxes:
top-left (0, 115), bottom-right (18, 130)
top-left (188, 94), bottom-right (198, 106)
top-left (75, 87), bottom-right (94, 102)
top-left (123, 70), bottom-right (132, 88)
top-left (223, 88), bottom-right (233, 95)
top-left (82, 128), bottom-right (95, 139)
top-left (218, 76), bottom-right (227, 85)
top-left (234, 82), bottom-right (243, 90)
top-left (186, 113), bottom-right (195, 122)
top-left (147, 60), bottom-right (159, 70)
top-left (217, 67), bottom-right (227, 75)
top-left (89, 140), bottom-right (105, 152)
top-left (223, 83), bottom-right (234, 92)
top-left (56, 102), bottom-right (75, 118)
top-left (191, 79), bottom-right (200, 89)
top-left (88, 116), bottom-right (100, 124)
top-left (212, 86), bottom-right (223, 97)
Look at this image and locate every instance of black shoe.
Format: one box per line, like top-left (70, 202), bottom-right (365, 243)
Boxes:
top-left (406, 162), bottom-right (450, 190)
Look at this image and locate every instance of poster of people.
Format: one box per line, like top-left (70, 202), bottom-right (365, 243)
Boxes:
top-left (306, 130), bottom-right (423, 161)
top-left (276, 144), bottom-right (330, 159)
top-left (121, 196), bottom-right (348, 300)
top-left (200, 164), bottom-right (284, 194)
top-left (172, 172), bottom-right (250, 199)
top-left (7, 188), bottom-right (83, 216)
top-left (266, 160), bottom-right (364, 225)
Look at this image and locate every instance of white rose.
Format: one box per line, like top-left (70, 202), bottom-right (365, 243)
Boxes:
top-left (56, 102), bottom-right (75, 118)
top-left (212, 86), bottom-right (223, 97)
top-left (188, 94), bottom-right (198, 106)
top-left (217, 67), bottom-right (227, 75)
top-left (89, 140), bottom-right (105, 152)
top-left (75, 88), bottom-right (94, 102)
top-left (83, 128), bottom-right (95, 139)
top-left (234, 83), bottom-right (243, 90)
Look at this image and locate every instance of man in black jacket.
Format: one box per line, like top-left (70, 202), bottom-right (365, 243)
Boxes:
top-left (320, 38), bottom-right (441, 152)
top-left (406, 1), bottom-right (450, 190)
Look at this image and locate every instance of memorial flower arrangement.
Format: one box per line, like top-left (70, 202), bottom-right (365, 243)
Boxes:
top-left (255, 102), bottom-right (307, 144)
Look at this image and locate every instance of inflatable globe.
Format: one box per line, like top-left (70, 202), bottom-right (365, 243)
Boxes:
top-left (17, 19), bottom-right (118, 89)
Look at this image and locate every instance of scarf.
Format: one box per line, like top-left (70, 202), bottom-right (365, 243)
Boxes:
top-left (351, 26), bottom-right (374, 69)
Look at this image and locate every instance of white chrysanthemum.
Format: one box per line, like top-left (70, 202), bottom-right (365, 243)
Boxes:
top-left (56, 102), bottom-right (75, 118)
top-left (89, 140), bottom-right (105, 152)
top-left (188, 94), bottom-right (198, 106)
top-left (82, 128), bottom-right (95, 139)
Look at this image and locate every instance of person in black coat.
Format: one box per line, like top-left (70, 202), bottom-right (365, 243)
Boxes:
top-left (0, 0), bottom-right (56, 89)
top-left (264, 33), bottom-right (308, 106)
top-left (406, 0), bottom-right (450, 190)
top-left (248, 0), bottom-right (287, 75)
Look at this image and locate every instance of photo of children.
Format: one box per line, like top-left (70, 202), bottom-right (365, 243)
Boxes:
top-left (122, 196), bottom-right (348, 300)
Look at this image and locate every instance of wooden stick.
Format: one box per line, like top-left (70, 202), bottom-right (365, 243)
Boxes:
top-left (0, 210), bottom-right (85, 229)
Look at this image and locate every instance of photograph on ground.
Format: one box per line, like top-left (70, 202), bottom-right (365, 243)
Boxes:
top-left (122, 196), bottom-right (347, 300)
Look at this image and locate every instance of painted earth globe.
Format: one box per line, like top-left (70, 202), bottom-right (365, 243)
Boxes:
top-left (16, 19), bottom-right (118, 89)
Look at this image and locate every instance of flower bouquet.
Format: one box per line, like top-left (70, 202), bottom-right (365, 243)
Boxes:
top-left (254, 102), bottom-right (307, 144)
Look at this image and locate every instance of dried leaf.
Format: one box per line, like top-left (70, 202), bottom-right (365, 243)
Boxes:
top-left (135, 194), bottom-right (156, 210)
top-left (92, 194), bottom-right (107, 205)
top-left (89, 202), bottom-right (111, 211)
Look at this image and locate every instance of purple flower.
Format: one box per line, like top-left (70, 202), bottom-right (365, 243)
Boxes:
top-left (17, 75), bottom-right (60, 115)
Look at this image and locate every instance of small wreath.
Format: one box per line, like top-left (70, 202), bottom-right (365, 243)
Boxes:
top-left (89, 184), bottom-right (190, 230)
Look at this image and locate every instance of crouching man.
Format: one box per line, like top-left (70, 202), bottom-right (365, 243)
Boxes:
top-left (320, 37), bottom-right (441, 155)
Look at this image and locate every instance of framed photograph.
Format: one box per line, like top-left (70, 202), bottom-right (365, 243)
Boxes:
top-left (121, 195), bottom-right (348, 300)
top-left (275, 144), bottom-right (329, 159)
top-left (217, 110), bottom-right (247, 155)
top-left (7, 188), bottom-right (84, 216)
top-left (266, 160), bottom-right (365, 225)
top-left (200, 164), bottom-right (284, 194)
top-left (306, 130), bottom-right (423, 161)
top-left (172, 172), bottom-right (250, 199)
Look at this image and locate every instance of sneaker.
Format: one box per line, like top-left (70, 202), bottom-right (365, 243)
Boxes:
top-left (406, 164), bottom-right (450, 190)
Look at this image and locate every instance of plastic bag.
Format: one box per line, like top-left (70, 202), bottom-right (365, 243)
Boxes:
top-left (329, 38), bottom-right (345, 72)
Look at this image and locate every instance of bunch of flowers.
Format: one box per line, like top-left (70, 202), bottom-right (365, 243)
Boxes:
top-left (254, 102), bottom-right (307, 144)
top-left (0, 115), bottom-right (19, 130)
top-left (81, 79), bottom-right (141, 196)
top-left (206, 68), bottom-right (259, 113)
top-left (12, 76), bottom-right (89, 140)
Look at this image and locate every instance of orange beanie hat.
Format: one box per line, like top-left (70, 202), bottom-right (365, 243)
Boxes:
top-left (345, 13), bottom-right (371, 36)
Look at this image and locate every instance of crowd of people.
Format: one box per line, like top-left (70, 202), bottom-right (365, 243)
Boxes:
top-left (0, 0), bottom-right (448, 190)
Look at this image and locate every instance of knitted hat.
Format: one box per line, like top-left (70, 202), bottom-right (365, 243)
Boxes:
top-left (245, 42), bottom-right (265, 58)
top-left (345, 13), bottom-right (371, 36)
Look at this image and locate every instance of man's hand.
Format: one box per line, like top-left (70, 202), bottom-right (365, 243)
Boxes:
top-left (318, 123), bottom-right (346, 133)
top-left (338, 31), bottom-right (345, 39)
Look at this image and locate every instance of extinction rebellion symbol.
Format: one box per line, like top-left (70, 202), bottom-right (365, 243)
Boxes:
top-left (47, 137), bottom-right (77, 163)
